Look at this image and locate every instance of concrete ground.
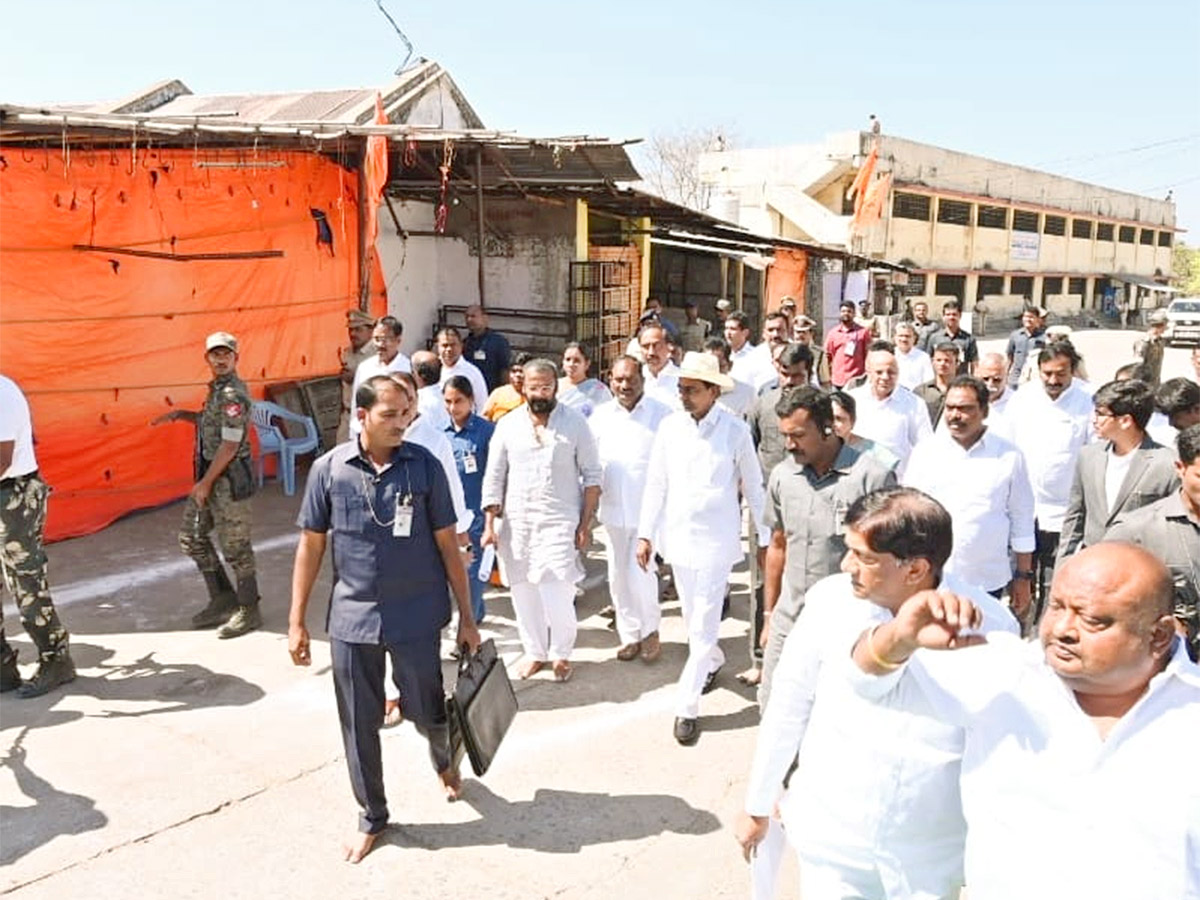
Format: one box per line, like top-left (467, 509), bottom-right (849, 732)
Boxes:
top-left (1, 326), bottom-right (1188, 899)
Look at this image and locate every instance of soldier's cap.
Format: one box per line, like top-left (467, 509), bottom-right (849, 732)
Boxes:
top-left (1149, 309), bottom-right (1169, 325)
top-left (347, 309), bottom-right (374, 328)
top-left (794, 315), bottom-right (816, 331)
top-left (205, 331), bottom-right (238, 353)
top-left (715, 299), bottom-right (733, 311)
top-left (779, 296), bottom-right (797, 309)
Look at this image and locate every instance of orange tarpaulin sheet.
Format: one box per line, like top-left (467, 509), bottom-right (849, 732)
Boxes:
top-left (0, 145), bottom-right (383, 541)
top-left (765, 248), bottom-right (808, 312)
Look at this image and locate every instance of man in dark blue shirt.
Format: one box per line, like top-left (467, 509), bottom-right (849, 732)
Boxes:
top-left (289, 374), bottom-right (480, 864)
top-left (1005, 305), bottom-right (1048, 388)
top-left (463, 304), bottom-right (513, 393)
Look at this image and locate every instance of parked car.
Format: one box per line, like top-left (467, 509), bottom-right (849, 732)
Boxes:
top-left (1164, 297), bottom-right (1200, 346)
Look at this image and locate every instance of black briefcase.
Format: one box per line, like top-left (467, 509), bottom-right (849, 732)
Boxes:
top-left (447, 639), bottom-right (518, 777)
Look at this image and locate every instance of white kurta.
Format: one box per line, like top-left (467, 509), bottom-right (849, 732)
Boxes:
top-left (481, 403), bottom-right (601, 585)
top-left (638, 404), bottom-right (770, 570)
top-left (439, 356), bottom-right (489, 414)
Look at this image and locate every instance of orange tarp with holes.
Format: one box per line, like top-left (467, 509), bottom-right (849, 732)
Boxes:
top-left (0, 145), bottom-right (385, 541)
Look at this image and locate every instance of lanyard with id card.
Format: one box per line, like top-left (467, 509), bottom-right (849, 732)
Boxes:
top-left (393, 493), bottom-right (414, 538)
top-left (462, 452), bottom-right (478, 475)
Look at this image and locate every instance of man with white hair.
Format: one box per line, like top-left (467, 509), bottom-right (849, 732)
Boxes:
top-left (974, 352), bottom-right (1013, 422)
top-left (850, 346), bottom-right (932, 476)
top-left (637, 352), bottom-right (769, 745)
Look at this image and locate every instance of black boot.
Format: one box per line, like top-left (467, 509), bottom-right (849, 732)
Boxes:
top-left (218, 574), bottom-right (262, 640)
top-left (192, 567), bottom-right (238, 629)
top-left (1, 648), bottom-right (21, 693)
top-left (16, 649), bottom-right (76, 699)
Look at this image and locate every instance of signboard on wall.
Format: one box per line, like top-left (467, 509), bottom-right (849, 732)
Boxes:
top-left (1010, 232), bottom-right (1040, 262)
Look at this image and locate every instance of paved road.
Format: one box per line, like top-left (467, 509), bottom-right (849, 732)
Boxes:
top-left (1, 327), bottom-right (1188, 898)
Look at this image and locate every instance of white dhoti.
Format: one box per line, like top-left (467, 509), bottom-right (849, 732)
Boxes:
top-left (603, 524), bottom-right (660, 645)
top-left (672, 562), bottom-right (731, 718)
top-left (510, 578), bottom-right (578, 662)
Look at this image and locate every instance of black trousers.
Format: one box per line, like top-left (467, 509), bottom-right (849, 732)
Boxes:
top-left (331, 635), bottom-right (450, 834)
top-left (1033, 526), bottom-right (1061, 623)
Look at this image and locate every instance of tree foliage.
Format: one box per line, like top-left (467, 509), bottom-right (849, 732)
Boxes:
top-left (1174, 242), bottom-right (1200, 296)
top-left (636, 126), bottom-right (734, 212)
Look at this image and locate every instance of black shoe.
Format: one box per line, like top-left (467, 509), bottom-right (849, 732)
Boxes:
top-left (0, 651), bottom-right (21, 693)
top-left (702, 665), bottom-right (723, 694)
top-left (16, 653), bottom-right (76, 699)
top-left (673, 717), bottom-right (699, 745)
top-left (192, 568), bottom-right (238, 629)
top-left (217, 605), bottom-right (262, 639)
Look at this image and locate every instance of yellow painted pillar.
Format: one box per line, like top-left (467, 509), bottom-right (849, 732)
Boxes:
top-left (632, 215), bottom-right (652, 302)
top-left (575, 199), bottom-right (589, 261)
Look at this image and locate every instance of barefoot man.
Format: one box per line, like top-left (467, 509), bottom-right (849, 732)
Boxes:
top-left (288, 375), bottom-right (480, 863)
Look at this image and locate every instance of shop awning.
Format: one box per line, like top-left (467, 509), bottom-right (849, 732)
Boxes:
top-left (1111, 273), bottom-right (1182, 294)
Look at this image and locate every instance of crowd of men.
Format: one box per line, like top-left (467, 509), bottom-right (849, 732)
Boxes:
top-left (2, 295), bottom-right (1197, 888)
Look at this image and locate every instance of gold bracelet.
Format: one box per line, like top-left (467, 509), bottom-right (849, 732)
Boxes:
top-left (866, 624), bottom-right (904, 671)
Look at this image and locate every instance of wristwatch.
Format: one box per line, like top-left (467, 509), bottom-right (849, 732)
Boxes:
top-left (1013, 570), bottom-right (1035, 581)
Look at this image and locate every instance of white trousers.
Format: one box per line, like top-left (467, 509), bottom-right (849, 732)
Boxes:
top-left (510, 578), bottom-right (577, 661)
top-left (673, 563), bottom-right (731, 718)
top-left (603, 524), bottom-right (661, 645)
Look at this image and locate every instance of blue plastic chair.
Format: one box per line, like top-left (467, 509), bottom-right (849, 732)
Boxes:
top-left (251, 401), bottom-right (319, 496)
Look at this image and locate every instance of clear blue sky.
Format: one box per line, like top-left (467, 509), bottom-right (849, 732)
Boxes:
top-left (7, 0), bottom-right (1199, 235)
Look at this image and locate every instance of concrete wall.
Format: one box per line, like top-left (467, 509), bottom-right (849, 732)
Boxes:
top-left (375, 196), bottom-right (578, 355)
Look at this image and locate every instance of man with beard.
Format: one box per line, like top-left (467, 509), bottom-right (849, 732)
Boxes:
top-left (824, 300), bottom-right (869, 389)
top-left (481, 359), bottom-right (601, 683)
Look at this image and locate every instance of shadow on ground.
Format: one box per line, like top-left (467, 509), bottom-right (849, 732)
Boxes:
top-left (0, 729), bottom-right (108, 866)
top-left (385, 782), bottom-right (721, 854)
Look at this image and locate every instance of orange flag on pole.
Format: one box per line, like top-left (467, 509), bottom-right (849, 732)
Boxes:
top-left (363, 93), bottom-right (389, 258)
top-left (853, 172), bottom-right (892, 233)
top-left (846, 142), bottom-right (878, 220)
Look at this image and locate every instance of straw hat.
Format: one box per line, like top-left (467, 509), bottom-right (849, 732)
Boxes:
top-left (677, 351), bottom-right (734, 391)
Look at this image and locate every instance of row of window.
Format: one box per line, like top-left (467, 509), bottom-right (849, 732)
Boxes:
top-left (892, 192), bottom-right (1173, 247)
top-left (905, 272), bottom-right (1112, 303)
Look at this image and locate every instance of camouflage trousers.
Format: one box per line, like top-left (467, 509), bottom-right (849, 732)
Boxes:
top-left (1, 474), bottom-right (69, 661)
top-left (178, 477), bottom-right (256, 581)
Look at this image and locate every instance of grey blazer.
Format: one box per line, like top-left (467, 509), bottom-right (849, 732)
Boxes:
top-left (1057, 436), bottom-right (1180, 563)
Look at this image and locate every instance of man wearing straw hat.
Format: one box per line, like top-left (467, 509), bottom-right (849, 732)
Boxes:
top-left (637, 351), bottom-right (770, 745)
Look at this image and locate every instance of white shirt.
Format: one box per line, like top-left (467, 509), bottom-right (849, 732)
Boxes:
top-left (480, 403), bottom-right (602, 585)
top-left (904, 429), bottom-right (1036, 592)
top-left (0, 375), bottom-right (37, 478)
top-left (349, 352), bottom-right (413, 434)
top-left (895, 346), bottom-right (934, 391)
top-left (731, 343), bottom-right (776, 392)
top-left (589, 395), bottom-right (672, 530)
top-left (1147, 410), bottom-right (1176, 448)
top-left (438, 357), bottom-right (489, 414)
top-left (850, 635), bottom-right (1200, 900)
top-left (642, 361), bottom-right (682, 410)
top-left (638, 404), bottom-right (769, 570)
top-left (1005, 381), bottom-right (1094, 531)
top-left (848, 386), bottom-right (933, 477)
top-left (720, 376), bottom-right (757, 418)
top-left (747, 574), bottom-right (1016, 898)
top-left (404, 414), bottom-right (471, 533)
top-left (417, 383), bottom-right (452, 431)
top-left (1104, 446), bottom-right (1136, 515)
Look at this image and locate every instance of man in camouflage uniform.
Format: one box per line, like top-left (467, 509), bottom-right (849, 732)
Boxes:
top-left (0, 374), bottom-right (76, 697)
top-left (152, 332), bottom-right (260, 638)
top-left (337, 310), bottom-right (376, 443)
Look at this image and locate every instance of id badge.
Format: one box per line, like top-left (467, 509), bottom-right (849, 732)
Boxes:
top-left (463, 452), bottom-right (478, 474)
top-left (393, 495), bottom-right (414, 538)
top-left (843, 338), bottom-right (857, 358)
top-left (473, 349), bottom-right (487, 361)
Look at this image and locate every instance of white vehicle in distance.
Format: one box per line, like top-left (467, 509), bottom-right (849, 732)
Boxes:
top-left (1164, 297), bottom-right (1200, 346)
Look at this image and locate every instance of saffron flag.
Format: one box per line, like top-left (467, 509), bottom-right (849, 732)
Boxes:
top-left (853, 172), bottom-right (892, 233)
top-left (363, 93), bottom-right (389, 257)
top-left (846, 142), bottom-right (878, 220)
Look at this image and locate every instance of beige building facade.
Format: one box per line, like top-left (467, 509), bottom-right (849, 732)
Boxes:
top-left (700, 132), bottom-right (1178, 320)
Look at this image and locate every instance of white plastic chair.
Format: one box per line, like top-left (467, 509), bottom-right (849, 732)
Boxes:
top-left (251, 401), bottom-right (319, 496)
